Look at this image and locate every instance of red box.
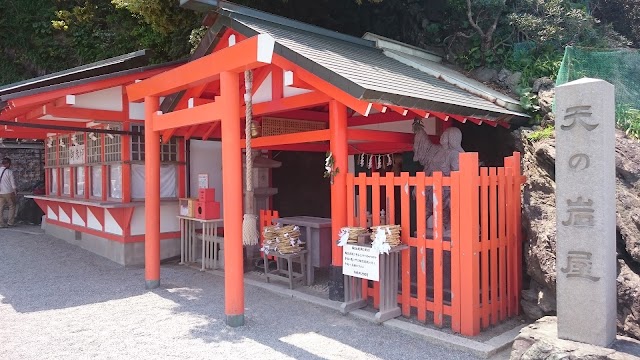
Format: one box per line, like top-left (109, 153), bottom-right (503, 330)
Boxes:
top-left (198, 188), bottom-right (216, 202)
top-left (195, 201), bottom-right (220, 220)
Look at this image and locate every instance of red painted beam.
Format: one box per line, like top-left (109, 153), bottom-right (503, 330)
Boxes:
top-left (54, 95), bottom-right (76, 107)
top-left (283, 70), bottom-right (313, 90)
top-left (347, 142), bottom-right (413, 154)
top-left (371, 103), bottom-right (387, 113)
top-left (161, 129), bottom-right (176, 144)
top-left (347, 112), bottom-right (413, 126)
top-left (187, 97), bottom-right (214, 107)
top-left (272, 54), bottom-right (372, 116)
top-left (152, 99), bottom-right (224, 131)
top-left (47, 106), bottom-right (126, 122)
top-left (4, 67), bottom-right (173, 110)
top-left (347, 129), bottom-right (414, 143)
top-left (253, 65), bottom-right (273, 95)
top-left (6, 118), bottom-right (89, 129)
top-left (127, 34), bottom-right (276, 101)
top-left (202, 122), bottom-right (220, 141)
top-left (182, 125), bottom-right (201, 140)
top-left (386, 105), bottom-right (409, 116)
top-left (25, 105), bottom-right (49, 120)
top-left (0, 130), bottom-right (49, 139)
top-left (249, 143), bottom-right (329, 152)
top-left (242, 129), bottom-right (330, 149)
top-left (248, 92), bottom-right (331, 116)
top-left (272, 67), bottom-right (283, 100)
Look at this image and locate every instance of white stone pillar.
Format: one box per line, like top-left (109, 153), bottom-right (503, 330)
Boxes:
top-left (555, 78), bottom-right (616, 347)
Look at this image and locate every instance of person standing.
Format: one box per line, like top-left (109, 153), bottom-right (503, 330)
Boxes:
top-left (0, 157), bottom-right (17, 227)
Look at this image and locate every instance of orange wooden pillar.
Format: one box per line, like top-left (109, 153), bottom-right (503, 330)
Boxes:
top-left (220, 71), bottom-right (245, 327)
top-left (144, 96), bottom-right (161, 289)
top-left (459, 152), bottom-right (480, 335)
top-left (328, 99), bottom-right (348, 301)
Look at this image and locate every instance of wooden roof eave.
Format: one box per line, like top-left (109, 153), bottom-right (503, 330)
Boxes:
top-left (0, 63), bottom-right (182, 120)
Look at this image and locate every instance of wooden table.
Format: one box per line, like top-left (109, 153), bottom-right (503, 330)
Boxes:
top-left (264, 250), bottom-right (308, 289)
top-left (177, 216), bottom-right (224, 271)
top-left (341, 244), bottom-right (409, 323)
top-left (273, 216), bottom-right (332, 285)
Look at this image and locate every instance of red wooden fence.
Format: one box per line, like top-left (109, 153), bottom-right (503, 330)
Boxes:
top-left (346, 152), bottom-right (525, 336)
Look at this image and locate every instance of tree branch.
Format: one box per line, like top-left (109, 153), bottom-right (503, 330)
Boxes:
top-left (466, 0), bottom-right (486, 37)
top-left (486, 11), bottom-right (502, 40)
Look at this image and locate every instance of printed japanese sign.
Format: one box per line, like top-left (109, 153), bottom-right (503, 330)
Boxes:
top-left (342, 244), bottom-right (379, 281)
top-left (69, 144), bottom-right (85, 165)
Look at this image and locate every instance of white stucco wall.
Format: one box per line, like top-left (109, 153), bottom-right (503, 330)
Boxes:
top-left (189, 139), bottom-right (223, 207)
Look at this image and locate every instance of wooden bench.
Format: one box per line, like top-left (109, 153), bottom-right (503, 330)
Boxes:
top-left (264, 250), bottom-right (308, 289)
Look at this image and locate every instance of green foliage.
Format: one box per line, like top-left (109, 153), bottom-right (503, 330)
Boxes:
top-left (508, 0), bottom-right (628, 49)
top-left (507, 50), bottom-right (564, 88)
top-left (519, 89), bottom-right (544, 125)
top-left (445, 0), bottom-right (511, 68)
top-left (456, 39), bottom-right (509, 71)
top-left (593, 0), bottom-right (640, 46)
top-left (616, 103), bottom-right (640, 139)
top-left (111, 0), bottom-right (199, 35)
top-left (526, 125), bottom-right (555, 142)
top-left (0, 0), bottom-right (199, 84)
top-left (0, 56), bottom-right (32, 85)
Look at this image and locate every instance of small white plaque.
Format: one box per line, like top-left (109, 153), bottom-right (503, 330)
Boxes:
top-left (69, 144), bottom-right (85, 165)
top-left (342, 244), bottom-right (379, 281)
top-left (198, 174), bottom-right (209, 189)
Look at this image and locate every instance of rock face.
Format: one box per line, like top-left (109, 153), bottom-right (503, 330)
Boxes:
top-left (515, 128), bottom-right (640, 341)
top-left (510, 316), bottom-right (640, 360)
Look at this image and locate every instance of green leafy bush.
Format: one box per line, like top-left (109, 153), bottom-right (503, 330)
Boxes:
top-left (527, 126), bottom-right (555, 142)
top-left (519, 88), bottom-right (544, 125)
top-left (616, 103), bottom-right (640, 139)
top-left (508, 50), bottom-right (564, 88)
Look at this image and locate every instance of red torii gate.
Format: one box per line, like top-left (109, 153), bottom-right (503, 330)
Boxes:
top-left (128, 34), bottom-right (283, 327)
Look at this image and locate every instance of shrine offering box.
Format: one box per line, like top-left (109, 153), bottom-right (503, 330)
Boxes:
top-left (179, 198), bottom-right (198, 217)
top-left (199, 188), bottom-right (216, 202)
top-left (196, 201), bottom-right (220, 220)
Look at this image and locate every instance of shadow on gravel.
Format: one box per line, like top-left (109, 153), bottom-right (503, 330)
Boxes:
top-left (156, 263), bottom-right (477, 360)
top-left (0, 230), bottom-right (147, 313)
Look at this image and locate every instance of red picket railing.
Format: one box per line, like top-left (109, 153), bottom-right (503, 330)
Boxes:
top-left (346, 152), bottom-right (525, 336)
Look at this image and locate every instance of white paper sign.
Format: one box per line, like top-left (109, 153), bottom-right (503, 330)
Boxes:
top-left (198, 174), bottom-right (209, 189)
top-left (69, 144), bottom-right (85, 165)
top-left (343, 244), bottom-right (380, 281)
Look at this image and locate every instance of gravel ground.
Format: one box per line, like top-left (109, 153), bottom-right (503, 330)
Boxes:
top-left (0, 227), bottom-right (506, 360)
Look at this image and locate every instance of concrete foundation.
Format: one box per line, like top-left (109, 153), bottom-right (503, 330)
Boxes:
top-left (42, 220), bottom-right (180, 266)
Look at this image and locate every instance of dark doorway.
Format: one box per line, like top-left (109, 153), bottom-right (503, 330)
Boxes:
top-left (272, 151), bottom-right (331, 218)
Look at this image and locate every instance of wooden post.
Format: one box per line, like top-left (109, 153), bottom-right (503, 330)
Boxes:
top-left (459, 152), bottom-right (480, 336)
top-left (122, 90), bottom-right (132, 203)
top-left (144, 96), bottom-right (161, 289)
top-left (512, 152), bottom-right (523, 315)
top-left (220, 71), bottom-right (245, 327)
top-left (328, 99), bottom-right (348, 301)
